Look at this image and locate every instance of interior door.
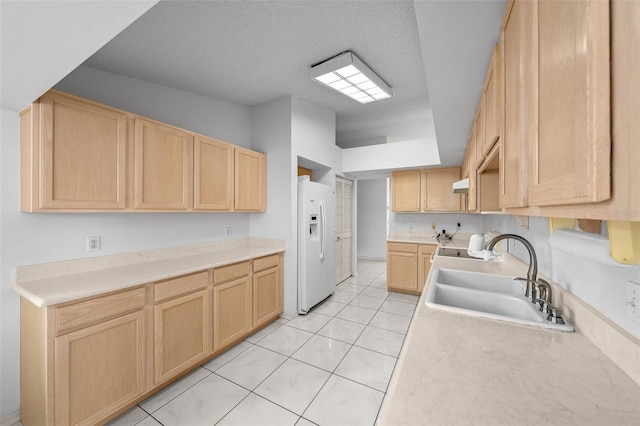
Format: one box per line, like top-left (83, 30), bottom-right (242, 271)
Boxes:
top-left (335, 177), bottom-right (353, 284)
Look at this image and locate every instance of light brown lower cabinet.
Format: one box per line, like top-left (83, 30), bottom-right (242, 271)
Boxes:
top-left (418, 245), bottom-right (436, 292)
top-left (253, 254), bottom-right (282, 328)
top-left (20, 255), bottom-right (283, 425)
top-left (213, 275), bottom-right (253, 350)
top-left (154, 289), bottom-right (211, 384)
top-left (387, 243), bottom-right (418, 294)
top-left (387, 242), bottom-right (437, 295)
top-left (55, 311), bottom-right (146, 426)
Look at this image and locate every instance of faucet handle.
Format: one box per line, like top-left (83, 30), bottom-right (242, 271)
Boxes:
top-left (547, 305), bottom-right (565, 324)
top-left (535, 279), bottom-right (552, 303)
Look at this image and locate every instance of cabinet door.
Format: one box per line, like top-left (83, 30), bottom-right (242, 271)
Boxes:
top-left (500, 0), bottom-right (529, 208)
top-left (418, 245), bottom-right (436, 293)
top-left (467, 136), bottom-right (478, 212)
top-left (422, 168), bottom-right (461, 212)
top-left (253, 267), bottom-right (280, 328)
top-left (483, 44), bottom-right (500, 156)
top-left (387, 246), bottom-right (418, 292)
top-left (474, 109), bottom-right (484, 167)
top-left (39, 91), bottom-right (127, 209)
top-left (335, 239), bottom-right (342, 284)
top-left (154, 289), bottom-right (210, 384)
top-left (134, 118), bottom-right (191, 209)
top-left (213, 276), bottom-right (252, 350)
top-left (194, 135), bottom-right (234, 210)
top-left (54, 311), bottom-right (145, 426)
top-left (235, 147), bottom-right (266, 211)
top-left (391, 170), bottom-right (421, 212)
top-left (336, 177), bottom-right (353, 283)
top-left (528, 0), bottom-right (610, 206)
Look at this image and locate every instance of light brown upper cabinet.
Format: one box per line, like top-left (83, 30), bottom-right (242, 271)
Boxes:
top-left (391, 170), bottom-right (422, 212)
top-left (465, 134), bottom-right (478, 212)
top-left (21, 90), bottom-right (268, 213)
top-left (391, 167), bottom-right (461, 213)
top-left (20, 90), bottom-right (128, 211)
top-left (422, 167), bottom-right (462, 212)
top-left (527, 0), bottom-right (610, 206)
top-left (134, 118), bottom-right (192, 210)
top-left (193, 135), bottom-right (234, 210)
top-left (482, 44), bottom-right (501, 157)
top-left (474, 108), bottom-right (484, 167)
top-left (234, 147), bottom-right (267, 212)
top-left (499, 0), bottom-right (531, 208)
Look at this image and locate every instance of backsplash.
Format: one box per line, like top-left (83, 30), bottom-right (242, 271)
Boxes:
top-left (390, 212), bottom-right (484, 236)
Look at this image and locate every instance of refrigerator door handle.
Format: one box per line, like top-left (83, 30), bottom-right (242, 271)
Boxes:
top-left (319, 200), bottom-right (326, 260)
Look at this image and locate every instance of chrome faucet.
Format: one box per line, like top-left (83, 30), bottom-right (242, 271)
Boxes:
top-left (485, 233), bottom-right (566, 324)
top-left (533, 278), bottom-right (566, 325)
top-left (485, 234), bottom-right (538, 303)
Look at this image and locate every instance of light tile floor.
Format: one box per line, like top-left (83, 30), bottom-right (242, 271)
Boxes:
top-left (102, 259), bottom-right (419, 426)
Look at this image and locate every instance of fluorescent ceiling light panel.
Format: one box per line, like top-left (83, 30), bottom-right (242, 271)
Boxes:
top-left (311, 51), bottom-right (393, 104)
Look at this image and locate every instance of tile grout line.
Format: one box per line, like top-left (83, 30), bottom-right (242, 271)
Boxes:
top-left (129, 260), bottom-right (410, 426)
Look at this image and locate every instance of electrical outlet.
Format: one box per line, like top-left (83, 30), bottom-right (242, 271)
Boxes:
top-left (626, 281), bottom-right (640, 323)
top-left (225, 227), bottom-right (231, 237)
top-left (408, 223), bottom-right (413, 230)
top-left (87, 236), bottom-right (101, 252)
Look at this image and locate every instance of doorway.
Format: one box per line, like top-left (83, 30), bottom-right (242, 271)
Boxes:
top-left (335, 176), bottom-right (353, 284)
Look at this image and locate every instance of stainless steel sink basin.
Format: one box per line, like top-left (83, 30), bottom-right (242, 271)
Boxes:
top-left (425, 268), bottom-right (574, 332)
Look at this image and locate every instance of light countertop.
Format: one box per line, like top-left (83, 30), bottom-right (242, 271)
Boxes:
top-left (13, 238), bottom-right (285, 307)
top-left (378, 254), bottom-right (640, 425)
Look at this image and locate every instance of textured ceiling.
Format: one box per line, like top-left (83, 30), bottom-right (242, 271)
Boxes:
top-left (0, 0), bottom-right (157, 111)
top-left (83, 0), bottom-right (434, 150)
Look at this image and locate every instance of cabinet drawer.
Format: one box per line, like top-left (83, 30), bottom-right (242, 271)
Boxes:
top-left (214, 261), bottom-right (251, 285)
top-left (253, 254), bottom-right (279, 272)
top-left (55, 287), bottom-right (146, 335)
top-left (154, 271), bottom-right (209, 303)
top-left (387, 242), bottom-right (418, 253)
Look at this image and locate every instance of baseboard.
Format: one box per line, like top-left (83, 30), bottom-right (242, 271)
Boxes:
top-left (0, 410), bottom-right (20, 426)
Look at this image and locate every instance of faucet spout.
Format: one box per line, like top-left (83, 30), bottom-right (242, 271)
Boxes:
top-left (485, 234), bottom-right (538, 303)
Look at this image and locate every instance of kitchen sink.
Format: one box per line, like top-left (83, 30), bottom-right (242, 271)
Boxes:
top-left (425, 269), bottom-right (574, 332)
top-left (433, 268), bottom-right (525, 294)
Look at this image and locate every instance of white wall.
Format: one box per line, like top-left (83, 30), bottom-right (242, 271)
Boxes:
top-left (0, 70), bottom-right (254, 419)
top-left (392, 212), bottom-right (484, 236)
top-left (250, 97), bottom-right (295, 312)
top-left (292, 97), bottom-right (341, 185)
top-left (56, 66), bottom-right (252, 148)
top-left (357, 179), bottom-right (388, 260)
top-left (251, 97), bottom-right (340, 314)
top-left (342, 138), bottom-right (440, 173)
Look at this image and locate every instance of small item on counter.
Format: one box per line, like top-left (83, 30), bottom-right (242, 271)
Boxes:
top-left (468, 233), bottom-right (499, 260)
top-left (468, 234), bottom-right (485, 252)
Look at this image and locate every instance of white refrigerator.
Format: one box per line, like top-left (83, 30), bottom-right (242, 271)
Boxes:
top-left (298, 176), bottom-right (336, 314)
